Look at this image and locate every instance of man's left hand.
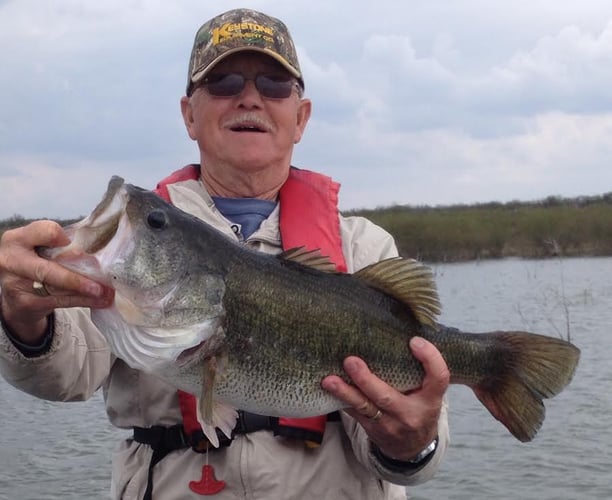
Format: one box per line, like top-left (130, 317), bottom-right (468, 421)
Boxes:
top-left (321, 336), bottom-right (449, 461)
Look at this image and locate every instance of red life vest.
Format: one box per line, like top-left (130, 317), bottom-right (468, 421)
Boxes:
top-left (154, 164), bottom-right (346, 446)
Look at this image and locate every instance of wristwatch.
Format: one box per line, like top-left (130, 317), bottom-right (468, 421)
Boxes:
top-left (406, 437), bottom-right (438, 464)
top-left (372, 436), bottom-right (439, 471)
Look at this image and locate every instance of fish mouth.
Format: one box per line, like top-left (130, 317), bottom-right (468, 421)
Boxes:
top-left (38, 176), bottom-right (127, 281)
top-left (77, 176), bottom-right (125, 251)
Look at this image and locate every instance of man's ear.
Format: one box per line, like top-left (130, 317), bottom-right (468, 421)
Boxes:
top-left (294, 98), bottom-right (312, 144)
top-left (180, 96), bottom-right (197, 140)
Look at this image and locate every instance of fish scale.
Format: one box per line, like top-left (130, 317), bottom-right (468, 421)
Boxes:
top-left (223, 256), bottom-right (423, 394)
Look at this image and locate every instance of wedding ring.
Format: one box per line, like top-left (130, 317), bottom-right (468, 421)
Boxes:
top-left (32, 281), bottom-right (50, 297)
top-left (369, 409), bottom-right (383, 421)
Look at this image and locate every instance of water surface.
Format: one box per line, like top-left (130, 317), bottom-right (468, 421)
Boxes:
top-left (1, 257), bottom-right (609, 499)
top-left (412, 257), bottom-right (611, 499)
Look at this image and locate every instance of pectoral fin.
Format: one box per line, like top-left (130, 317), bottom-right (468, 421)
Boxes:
top-left (195, 357), bottom-right (238, 448)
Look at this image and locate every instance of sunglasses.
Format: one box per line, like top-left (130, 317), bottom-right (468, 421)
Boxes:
top-left (198, 73), bottom-right (299, 99)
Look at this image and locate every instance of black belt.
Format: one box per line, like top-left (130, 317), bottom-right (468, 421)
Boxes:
top-left (134, 412), bottom-right (273, 453)
top-left (134, 411), bottom-right (340, 500)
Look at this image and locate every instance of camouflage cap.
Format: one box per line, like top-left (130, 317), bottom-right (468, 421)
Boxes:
top-left (186, 9), bottom-right (303, 95)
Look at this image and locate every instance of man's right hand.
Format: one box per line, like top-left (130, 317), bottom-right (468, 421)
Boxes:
top-left (0, 221), bottom-right (113, 344)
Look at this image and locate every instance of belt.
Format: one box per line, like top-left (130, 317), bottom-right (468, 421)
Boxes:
top-left (134, 410), bottom-right (340, 500)
top-left (134, 411), bottom-right (276, 453)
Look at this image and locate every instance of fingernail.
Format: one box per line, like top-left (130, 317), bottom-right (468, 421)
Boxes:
top-left (345, 357), bottom-right (360, 373)
top-left (322, 379), bottom-right (337, 392)
top-left (85, 282), bottom-right (104, 297)
top-left (411, 337), bottom-right (426, 349)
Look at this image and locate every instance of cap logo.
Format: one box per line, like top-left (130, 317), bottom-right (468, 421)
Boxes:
top-left (187, 9), bottom-right (303, 94)
top-left (212, 22), bottom-right (274, 46)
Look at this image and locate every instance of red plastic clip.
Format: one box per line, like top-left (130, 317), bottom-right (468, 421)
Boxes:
top-left (189, 464), bottom-right (226, 495)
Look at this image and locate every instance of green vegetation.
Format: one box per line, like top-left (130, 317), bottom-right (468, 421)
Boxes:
top-left (2, 192), bottom-right (612, 263)
top-left (347, 193), bottom-right (612, 262)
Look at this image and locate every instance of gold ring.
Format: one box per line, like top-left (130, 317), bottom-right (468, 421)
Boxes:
top-left (369, 409), bottom-right (383, 421)
top-left (32, 281), bottom-right (50, 297)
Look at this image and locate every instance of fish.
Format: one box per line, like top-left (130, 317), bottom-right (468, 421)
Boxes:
top-left (40, 176), bottom-right (580, 447)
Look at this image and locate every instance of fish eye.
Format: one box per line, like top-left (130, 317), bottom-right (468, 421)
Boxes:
top-left (147, 209), bottom-right (168, 229)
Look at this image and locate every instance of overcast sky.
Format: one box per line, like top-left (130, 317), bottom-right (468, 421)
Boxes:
top-left (2, 0), bottom-right (612, 219)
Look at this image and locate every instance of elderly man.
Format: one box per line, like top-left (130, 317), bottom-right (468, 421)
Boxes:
top-left (0, 8), bottom-right (449, 500)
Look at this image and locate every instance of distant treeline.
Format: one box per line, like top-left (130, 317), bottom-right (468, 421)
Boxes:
top-left (347, 192), bottom-right (612, 262)
top-left (2, 192), bottom-right (612, 262)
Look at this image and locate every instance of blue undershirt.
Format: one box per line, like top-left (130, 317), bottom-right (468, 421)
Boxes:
top-left (212, 196), bottom-right (277, 240)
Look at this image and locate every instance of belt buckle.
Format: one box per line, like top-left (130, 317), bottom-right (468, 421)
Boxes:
top-left (190, 430), bottom-right (233, 453)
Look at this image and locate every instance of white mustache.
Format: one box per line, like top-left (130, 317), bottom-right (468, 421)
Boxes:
top-left (222, 113), bottom-right (274, 133)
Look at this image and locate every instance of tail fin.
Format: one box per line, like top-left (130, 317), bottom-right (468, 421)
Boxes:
top-left (472, 332), bottom-right (580, 442)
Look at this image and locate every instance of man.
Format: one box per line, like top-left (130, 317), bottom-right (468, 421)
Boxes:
top-left (0, 8), bottom-right (449, 500)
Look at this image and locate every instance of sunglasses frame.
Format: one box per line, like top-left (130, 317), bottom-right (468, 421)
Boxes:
top-left (196, 73), bottom-right (300, 100)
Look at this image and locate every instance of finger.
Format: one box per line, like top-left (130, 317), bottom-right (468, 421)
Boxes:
top-left (321, 358), bottom-right (394, 421)
top-left (409, 336), bottom-right (450, 398)
top-left (2, 275), bottom-right (113, 317)
top-left (321, 373), bottom-right (367, 410)
top-left (36, 260), bottom-right (105, 298)
top-left (341, 356), bottom-right (399, 413)
top-left (46, 288), bottom-right (115, 310)
top-left (14, 220), bottom-right (71, 249)
top-left (23, 277), bottom-right (114, 308)
top-left (1, 222), bottom-right (104, 298)
top-left (320, 374), bottom-right (376, 420)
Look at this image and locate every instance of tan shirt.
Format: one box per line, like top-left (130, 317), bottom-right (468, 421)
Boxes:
top-left (0, 178), bottom-right (449, 500)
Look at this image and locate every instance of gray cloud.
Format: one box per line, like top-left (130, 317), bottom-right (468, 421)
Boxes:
top-left (2, 0), bottom-right (612, 219)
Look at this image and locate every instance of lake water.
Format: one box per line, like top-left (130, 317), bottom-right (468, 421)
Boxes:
top-left (0, 257), bottom-right (610, 499)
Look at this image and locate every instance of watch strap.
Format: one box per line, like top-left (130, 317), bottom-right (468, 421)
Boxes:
top-left (371, 436), bottom-right (438, 472)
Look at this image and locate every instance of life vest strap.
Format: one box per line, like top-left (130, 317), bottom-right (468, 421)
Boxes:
top-left (133, 411), bottom-right (341, 454)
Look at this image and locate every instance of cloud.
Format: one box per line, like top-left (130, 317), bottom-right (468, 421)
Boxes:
top-left (329, 111), bottom-right (612, 210)
top-left (305, 20), bottom-right (612, 138)
top-left (2, 0), bottom-right (612, 219)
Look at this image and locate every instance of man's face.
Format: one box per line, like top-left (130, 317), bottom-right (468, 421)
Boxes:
top-left (181, 52), bottom-right (311, 175)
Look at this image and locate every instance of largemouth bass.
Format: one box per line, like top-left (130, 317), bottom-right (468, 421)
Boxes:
top-left (41, 176), bottom-right (580, 447)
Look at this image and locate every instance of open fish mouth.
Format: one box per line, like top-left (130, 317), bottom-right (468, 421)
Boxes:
top-left (38, 177), bottom-right (127, 281)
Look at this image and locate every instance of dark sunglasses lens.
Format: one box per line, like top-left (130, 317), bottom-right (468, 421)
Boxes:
top-left (255, 75), bottom-right (294, 98)
top-left (203, 73), bottom-right (295, 98)
top-left (205, 74), bottom-right (246, 96)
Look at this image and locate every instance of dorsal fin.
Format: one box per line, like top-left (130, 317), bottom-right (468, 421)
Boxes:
top-left (279, 246), bottom-right (338, 273)
top-left (355, 257), bottom-right (441, 326)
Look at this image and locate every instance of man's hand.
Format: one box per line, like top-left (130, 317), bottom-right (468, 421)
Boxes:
top-left (0, 221), bottom-right (113, 344)
top-left (321, 336), bottom-right (449, 461)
